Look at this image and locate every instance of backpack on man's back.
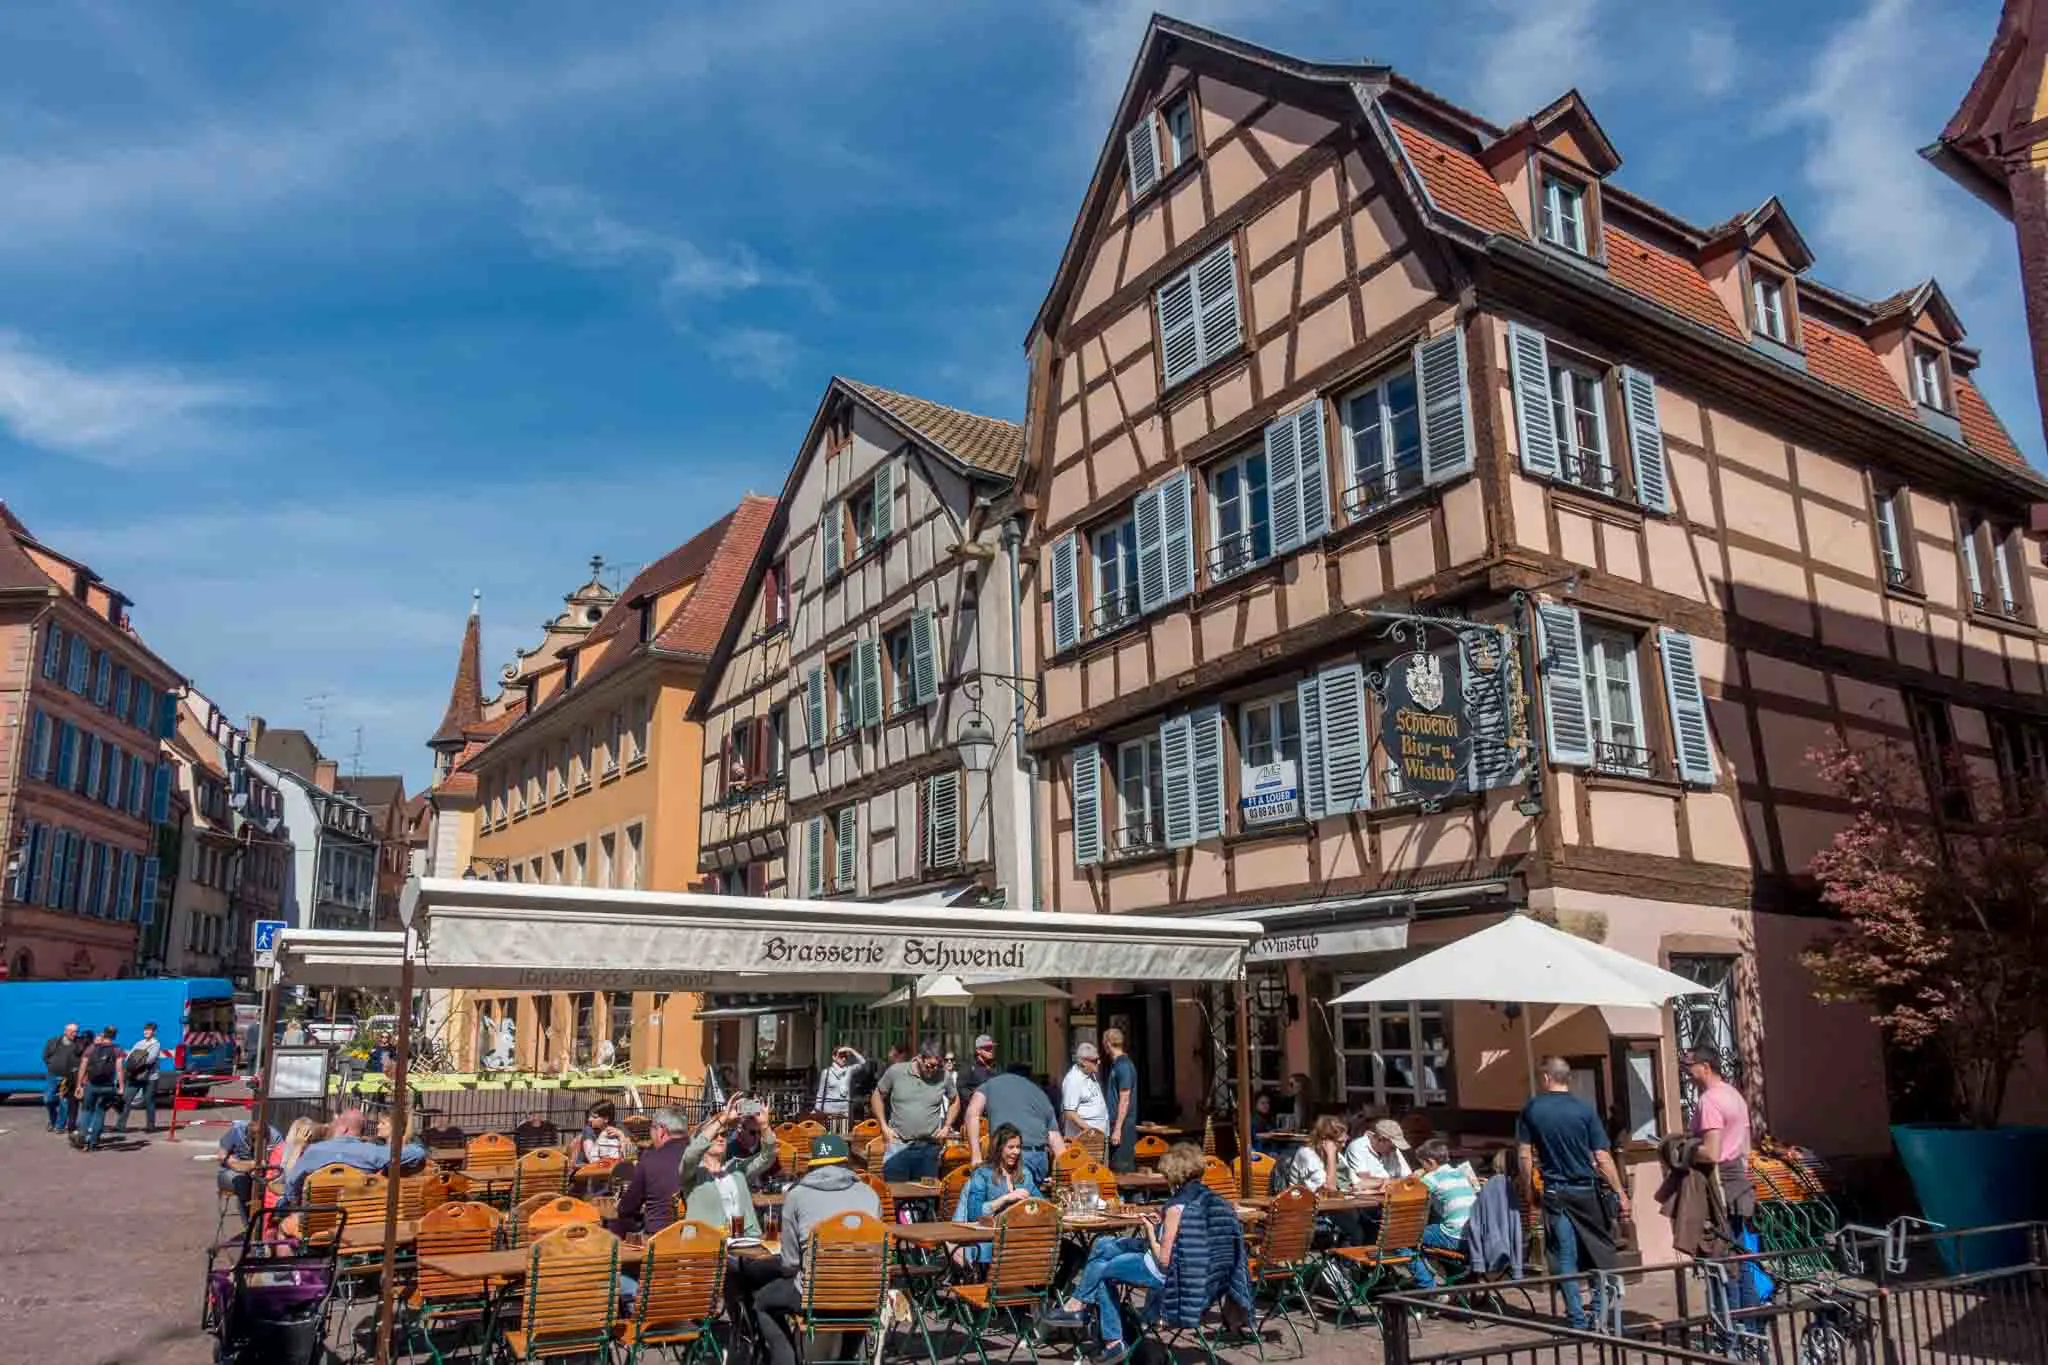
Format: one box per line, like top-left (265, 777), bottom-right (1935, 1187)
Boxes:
top-left (124, 1044), bottom-right (157, 1086)
top-left (85, 1041), bottom-right (122, 1087)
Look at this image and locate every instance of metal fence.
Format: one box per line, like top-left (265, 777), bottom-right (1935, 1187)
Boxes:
top-left (1378, 1221), bottom-right (2048, 1365)
top-left (334, 1079), bottom-right (824, 1136)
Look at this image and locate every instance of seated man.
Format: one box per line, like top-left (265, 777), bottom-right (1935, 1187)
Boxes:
top-left (1409, 1138), bottom-right (1479, 1288)
top-left (739, 1133), bottom-right (880, 1365)
top-left (285, 1108), bottom-right (428, 1203)
top-left (216, 1117), bottom-right (283, 1219)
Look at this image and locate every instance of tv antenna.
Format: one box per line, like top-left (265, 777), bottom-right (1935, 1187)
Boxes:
top-left (349, 725), bottom-right (366, 778)
top-left (305, 692), bottom-right (334, 749)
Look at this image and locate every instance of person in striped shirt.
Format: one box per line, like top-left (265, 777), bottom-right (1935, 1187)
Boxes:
top-left (1410, 1138), bottom-right (1479, 1288)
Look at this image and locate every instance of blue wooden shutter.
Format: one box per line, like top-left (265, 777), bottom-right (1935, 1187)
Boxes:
top-left (41, 625), bottom-right (61, 678)
top-left (871, 459), bottom-right (893, 538)
top-left (806, 667), bottom-right (826, 749)
top-left (821, 505), bottom-right (842, 578)
top-left (1318, 664), bottom-right (1371, 814)
top-left (1659, 628), bottom-right (1716, 786)
top-left (834, 806), bottom-right (858, 890)
top-left (1156, 270), bottom-right (1200, 388)
top-left (805, 816), bottom-right (825, 896)
top-left (56, 723), bottom-right (76, 788)
top-left (1050, 533), bottom-right (1081, 654)
top-left (150, 763), bottom-right (172, 823)
top-left (857, 638), bottom-right (882, 728)
top-left (1160, 714), bottom-right (1196, 849)
top-left (158, 689), bottom-right (178, 739)
top-left (1295, 401), bottom-right (1330, 542)
top-left (1134, 484), bottom-right (1167, 611)
top-left (138, 857), bottom-right (159, 926)
top-left (27, 710), bottom-right (48, 780)
top-left (1535, 603), bottom-right (1594, 767)
top-left (94, 654), bottom-right (111, 705)
top-left (104, 748), bottom-right (122, 808)
top-left (1159, 470), bottom-right (1195, 603)
top-left (1620, 366), bottom-right (1670, 514)
top-left (1264, 410), bottom-right (1302, 554)
top-left (1191, 705), bottom-right (1225, 840)
top-left (1193, 241), bottom-right (1241, 369)
top-left (1297, 676), bottom-right (1326, 820)
top-left (1071, 745), bottom-right (1103, 867)
top-left (1125, 116), bottom-right (1160, 202)
top-left (910, 608), bottom-right (938, 704)
top-left (1415, 329), bottom-right (1475, 484)
top-left (1507, 322), bottom-right (1559, 479)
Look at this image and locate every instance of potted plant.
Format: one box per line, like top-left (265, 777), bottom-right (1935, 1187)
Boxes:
top-left (1802, 740), bottom-right (2048, 1267)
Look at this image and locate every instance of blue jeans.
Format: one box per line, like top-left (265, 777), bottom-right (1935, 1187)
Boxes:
top-left (1070, 1236), bottom-right (1162, 1346)
top-left (1021, 1148), bottom-right (1050, 1187)
top-left (79, 1085), bottom-right (119, 1148)
top-left (44, 1075), bottom-right (71, 1131)
top-left (117, 1079), bottom-right (157, 1132)
top-left (1545, 1199), bottom-right (1607, 1330)
top-left (883, 1139), bottom-right (942, 1182)
top-left (1409, 1224), bottom-right (1462, 1289)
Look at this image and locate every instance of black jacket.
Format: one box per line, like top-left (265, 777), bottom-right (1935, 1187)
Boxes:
top-left (42, 1035), bottom-right (83, 1078)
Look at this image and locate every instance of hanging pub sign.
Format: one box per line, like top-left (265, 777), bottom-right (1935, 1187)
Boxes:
top-left (1383, 648), bottom-right (1468, 801)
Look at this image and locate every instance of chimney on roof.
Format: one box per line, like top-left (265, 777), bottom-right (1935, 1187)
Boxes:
top-left (314, 757), bottom-right (338, 792)
top-left (247, 715), bottom-right (267, 748)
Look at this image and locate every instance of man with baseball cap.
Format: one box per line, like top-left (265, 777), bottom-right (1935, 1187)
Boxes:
top-left (958, 1033), bottom-right (999, 1109)
top-left (1341, 1116), bottom-right (1414, 1185)
top-left (872, 1038), bottom-right (958, 1181)
top-left (741, 1132), bottom-right (880, 1365)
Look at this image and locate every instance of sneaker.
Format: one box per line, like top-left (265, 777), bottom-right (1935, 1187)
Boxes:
top-left (1089, 1340), bottom-right (1133, 1365)
top-left (67, 1131), bottom-right (84, 1150)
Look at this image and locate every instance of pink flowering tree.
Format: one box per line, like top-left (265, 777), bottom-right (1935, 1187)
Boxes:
top-left (1801, 740), bottom-right (2048, 1128)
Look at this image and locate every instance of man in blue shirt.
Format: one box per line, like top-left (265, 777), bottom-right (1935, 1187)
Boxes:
top-left (1101, 1027), bottom-right (1140, 1173)
top-left (287, 1108), bottom-right (427, 1202)
top-left (1517, 1057), bottom-right (1631, 1330)
top-left (217, 1118), bottom-right (283, 1217)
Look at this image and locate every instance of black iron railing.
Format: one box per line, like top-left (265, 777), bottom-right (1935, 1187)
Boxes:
top-left (1091, 586), bottom-right (1141, 635)
top-left (1559, 451), bottom-right (1633, 503)
top-left (1343, 459), bottom-right (1425, 517)
top-left (1593, 739), bottom-right (1655, 776)
top-left (1207, 533), bottom-right (1262, 582)
top-left (1110, 821), bottom-right (1164, 859)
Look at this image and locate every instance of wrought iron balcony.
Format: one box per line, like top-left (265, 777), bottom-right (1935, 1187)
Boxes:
top-left (1343, 460), bottom-right (1425, 518)
top-left (1206, 532), bottom-right (1263, 583)
top-left (1092, 586), bottom-right (1141, 636)
top-left (1593, 739), bottom-right (1655, 777)
top-left (1109, 820), bottom-right (1164, 859)
top-left (1559, 452), bottom-right (1633, 503)
top-left (1884, 563), bottom-right (1913, 590)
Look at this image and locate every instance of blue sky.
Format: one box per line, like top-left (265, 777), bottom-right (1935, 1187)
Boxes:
top-left (2, 0), bottom-right (2033, 788)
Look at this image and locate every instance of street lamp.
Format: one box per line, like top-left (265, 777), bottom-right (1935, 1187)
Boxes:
top-left (371, 888), bottom-right (420, 1365)
top-left (955, 709), bottom-right (998, 774)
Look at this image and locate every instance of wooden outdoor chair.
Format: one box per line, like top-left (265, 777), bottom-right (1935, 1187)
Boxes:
top-left (1331, 1176), bottom-right (1432, 1325)
top-left (860, 1136), bottom-right (887, 1173)
top-left (1201, 1156), bottom-right (1239, 1202)
top-left (513, 1117), bottom-right (560, 1156)
top-left (943, 1198), bottom-right (1062, 1365)
top-left (795, 1211), bottom-right (890, 1364)
top-left (851, 1118), bottom-right (883, 1149)
top-left (509, 1193), bottom-right (559, 1248)
top-left (1202, 1117), bottom-right (1218, 1158)
top-left (396, 1170), bottom-right (435, 1222)
top-left (501, 1223), bottom-right (622, 1361)
top-left (1134, 1135), bottom-right (1169, 1167)
top-left (1073, 1127), bottom-right (1108, 1164)
top-left (797, 1119), bottom-right (827, 1139)
top-left (300, 1163), bottom-right (369, 1246)
top-left (620, 1114), bottom-right (653, 1147)
top-left (406, 1201), bottom-right (504, 1360)
top-left (526, 1196), bottom-right (602, 1241)
top-left (939, 1142), bottom-right (973, 1179)
top-left (616, 1220), bottom-right (726, 1365)
top-left (1248, 1185), bottom-right (1322, 1353)
top-left (466, 1132), bottom-right (518, 1175)
top-left (512, 1148), bottom-right (569, 1204)
top-left (863, 1173), bottom-right (898, 1225)
top-left (1067, 1160), bottom-right (1120, 1208)
top-left (1051, 1145), bottom-right (1088, 1189)
top-left (1234, 1150), bottom-right (1277, 1195)
top-left (417, 1168), bottom-right (470, 1215)
top-left (940, 1167), bottom-right (971, 1215)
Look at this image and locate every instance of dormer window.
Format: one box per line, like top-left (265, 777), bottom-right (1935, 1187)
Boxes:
top-left (1162, 93), bottom-right (1196, 169)
top-left (1540, 174), bottom-right (1588, 255)
top-left (1125, 90), bottom-right (1199, 204)
top-left (1911, 344), bottom-right (1949, 412)
top-left (1751, 274), bottom-right (1787, 343)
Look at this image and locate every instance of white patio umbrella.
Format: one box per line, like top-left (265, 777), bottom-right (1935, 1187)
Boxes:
top-left (1326, 912), bottom-right (1713, 1084)
top-left (870, 973), bottom-right (1072, 1008)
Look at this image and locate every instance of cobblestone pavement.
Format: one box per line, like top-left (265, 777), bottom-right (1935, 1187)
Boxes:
top-left (0, 1094), bottom-right (228, 1365)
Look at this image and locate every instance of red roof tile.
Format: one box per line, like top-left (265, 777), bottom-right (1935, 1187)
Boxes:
top-left (430, 607), bottom-right (484, 747)
top-left (1802, 318), bottom-right (1914, 417)
top-left (843, 381), bottom-right (1024, 478)
top-left (1602, 226), bottom-right (1740, 338)
top-left (1388, 121), bottom-right (1525, 238)
top-left (653, 494), bottom-right (778, 660)
top-left (1955, 377), bottom-right (2027, 467)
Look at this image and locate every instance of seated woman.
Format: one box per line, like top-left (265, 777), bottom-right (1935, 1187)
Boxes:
top-left (952, 1123), bottom-right (1042, 1265)
top-left (1247, 1091), bottom-right (1280, 1156)
top-left (1042, 1143), bottom-right (1249, 1365)
top-left (574, 1099), bottom-right (633, 1165)
top-left (1282, 1115), bottom-right (1368, 1246)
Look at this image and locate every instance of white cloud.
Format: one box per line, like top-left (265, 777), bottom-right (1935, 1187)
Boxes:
top-left (705, 327), bottom-right (800, 384)
top-left (1685, 22), bottom-right (1740, 99)
top-left (0, 332), bottom-right (260, 465)
top-left (1773, 0), bottom-right (1986, 294)
top-left (517, 186), bottom-right (798, 305)
top-left (1473, 0), bottom-right (1603, 121)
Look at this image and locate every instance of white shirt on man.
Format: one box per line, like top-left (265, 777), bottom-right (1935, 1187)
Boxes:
top-left (1061, 1065), bottom-right (1108, 1134)
top-left (1341, 1136), bottom-right (1410, 1184)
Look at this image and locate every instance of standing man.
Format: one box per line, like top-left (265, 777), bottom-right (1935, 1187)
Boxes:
top-left (41, 1022), bottom-right (83, 1134)
top-left (1685, 1046), bottom-right (1758, 1308)
top-left (958, 1034), bottom-right (998, 1112)
top-left (115, 1022), bottom-right (164, 1136)
top-left (1060, 1041), bottom-right (1109, 1139)
top-left (1517, 1056), bottom-right (1631, 1331)
top-left (73, 1027), bottom-right (126, 1152)
top-left (1101, 1028), bottom-right (1139, 1172)
top-left (964, 1066), bottom-right (1069, 1187)
top-left (871, 1040), bottom-right (957, 1181)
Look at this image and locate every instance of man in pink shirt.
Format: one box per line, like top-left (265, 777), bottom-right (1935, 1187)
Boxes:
top-left (1685, 1045), bottom-right (1758, 1307)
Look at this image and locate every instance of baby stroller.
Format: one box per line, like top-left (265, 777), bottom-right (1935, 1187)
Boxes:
top-left (203, 1206), bottom-right (343, 1365)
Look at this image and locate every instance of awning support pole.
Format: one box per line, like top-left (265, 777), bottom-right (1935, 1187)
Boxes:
top-left (1521, 1004), bottom-right (1537, 1093)
top-left (371, 935), bottom-right (416, 1365)
top-left (249, 969), bottom-right (281, 1172)
top-left (1234, 972), bottom-right (1254, 1199)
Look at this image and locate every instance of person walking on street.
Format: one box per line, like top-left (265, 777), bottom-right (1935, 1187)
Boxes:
top-left (42, 1023), bottom-right (83, 1133)
top-left (115, 1022), bottom-right (164, 1135)
top-left (1517, 1056), bottom-right (1631, 1330)
top-left (73, 1027), bottom-right (126, 1151)
top-left (815, 1044), bottom-right (867, 1120)
top-left (1060, 1041), bottom-right (1109, 1138)
top-left (1101, 1028), bottom-right (1139, 1172)
top-left (964, 1066), bottom-right (1069, 1186)
top-left (872, 1040), bottom-right (957, 1181)
top-left (1685, 1046), bottom-right (1759, 1309)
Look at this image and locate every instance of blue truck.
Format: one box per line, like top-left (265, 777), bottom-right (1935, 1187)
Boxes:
top-left (0, 977), bottom-right (239, 1099)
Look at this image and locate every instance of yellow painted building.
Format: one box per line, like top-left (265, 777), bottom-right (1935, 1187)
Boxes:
top-left (437, 499), bottom-right (775, 1074)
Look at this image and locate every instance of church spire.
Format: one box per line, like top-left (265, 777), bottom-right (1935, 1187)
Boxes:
top-left (429, 591), bottom-right (485, 750)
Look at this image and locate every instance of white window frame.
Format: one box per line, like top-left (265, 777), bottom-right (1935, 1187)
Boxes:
top-left (1961, 517), bottom-right (1987, 607)
top-left (1582, 625), bottom-right (1649, 775)
top-left (1340, 367), bottom-right (1424, 516)
top-left (885, 623), bottom-right (915, 715)
top-left (1092, 515), bottom-right (1139, 634)
top-left (1115, 736), bottom-right (1163, 853)
top-left (1540, 174), bottom-right (1588, 255)
top-left (1548, 361), bottom-right (1616, 496)
top-left (848, 482), bottom-right (880, 558)
top-left (830, 655), bottom-right (857, 737)
top-left (1206, 445), bottom-right (1271, 582)
top-left (1751, 272), bottom-right (1787, 343)
top-left (1989, 527), bottom-right (2022, 617)
top-left (1875, 490), bottom-right (1908, 587)
top-left (1237, 693), bottom-right (1301, 771)
top-left (1332, 989), bottom-right (1451, 1110)
top-left (1162, 92), bottom-right (1196, 169)
top-left (1912, 345), bottom-right (1948, 412)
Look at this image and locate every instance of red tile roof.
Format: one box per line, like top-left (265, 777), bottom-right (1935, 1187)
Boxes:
top-left (1389, 121), bottom-right (1525, 237)
top-left (1802, 318), bottom-right (1914, 417)
top-left (1955, 377), bottom-right (2027, 466)
top-left (653, 494), bottom-right (778, 660)
top-left (430, 607), bottom-right (484, 747)
top-left (1602, 226), bottom-right (1740, 339)
top-left (842, 380), bottom-right (1024, 477)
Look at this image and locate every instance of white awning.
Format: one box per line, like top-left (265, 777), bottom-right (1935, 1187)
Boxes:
top-left (1327, 913), bottom-right (1713, 1009)
top-left (1203, 884), bottom-right (1511, 963)
top-left (273, 879), bottom-right (1264, 990)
